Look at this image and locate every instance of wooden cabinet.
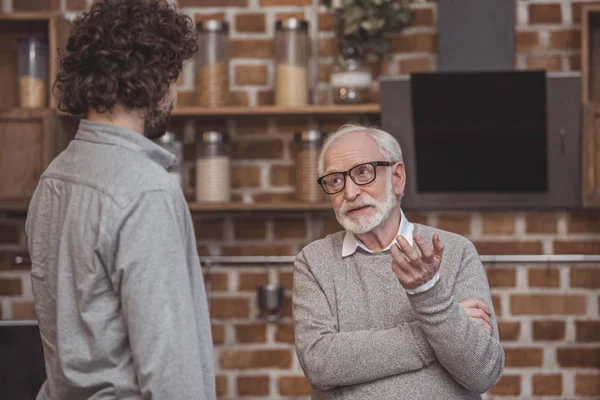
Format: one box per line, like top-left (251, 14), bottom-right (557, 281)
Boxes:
top-left (0, 109), bottom-right (68, 210)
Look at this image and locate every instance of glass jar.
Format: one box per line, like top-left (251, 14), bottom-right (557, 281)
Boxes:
top-left (330, 51), bottom-right (372, 104)
top-left (295, 130), bottom-right (326, 203)
top-left (196, 20), bottom-right (229, 108)
top-left (157, 132), bottom-right (183, 188)
top-left (275, 18), bottom-right (310, 107)
top-left (195, 131), bottom-right (231, 203)
top-left (18, 37), bottom-right (48, 108)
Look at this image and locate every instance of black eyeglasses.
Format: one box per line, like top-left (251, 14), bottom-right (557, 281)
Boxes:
top-left (317, 161), bottom-right (396, 195)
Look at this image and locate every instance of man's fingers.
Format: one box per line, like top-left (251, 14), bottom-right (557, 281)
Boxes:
top-left (471, 317), bottom-right (493, 335)
top-left (413, 234), bottom-right (433, 262)
top-left (432, 234), bottom-right (444, 258)
top-left (461, 298), bottom-right (492, 316)
top-left (396, 236), bottom-right (420, 264)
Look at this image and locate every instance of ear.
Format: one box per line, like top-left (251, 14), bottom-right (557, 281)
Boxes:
top-left (391, 161), bottom-right (406, 197)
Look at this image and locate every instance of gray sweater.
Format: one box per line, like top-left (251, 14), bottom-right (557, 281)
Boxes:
top-left (26, 120), bottom-right (215, 400)
top-left (293, 224), bottom-right (504, 399)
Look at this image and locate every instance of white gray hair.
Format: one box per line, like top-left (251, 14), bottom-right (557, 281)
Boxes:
top-left (317, 124), bottom-right (403, 176)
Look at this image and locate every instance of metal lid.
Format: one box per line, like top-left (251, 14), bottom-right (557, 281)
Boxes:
top-left (158, 131), bottom-right (176, 144)
top-left (276, 18), bottom-right (309, 31)
top-left (17, 36), bottom-right (47, 45)
top-left (197, 20), bottom-right (229, 33)
top-left (295, 130), bottom-right (324, 143)
top-left (200, 131), bottom-right (229, 143)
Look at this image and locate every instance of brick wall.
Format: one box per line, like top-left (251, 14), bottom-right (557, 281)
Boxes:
top-left (1, 0), bottom-right (600, 399)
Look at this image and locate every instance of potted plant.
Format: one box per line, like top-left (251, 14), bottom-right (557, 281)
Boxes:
top-left (323, 0), bottom-right (414, 104)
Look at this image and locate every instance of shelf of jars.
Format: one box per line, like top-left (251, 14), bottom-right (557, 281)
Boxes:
top-left (169, 104), bottom-right (380, 117)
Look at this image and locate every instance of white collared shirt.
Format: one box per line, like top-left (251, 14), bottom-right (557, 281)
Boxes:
top-left (341, 209), bottom-right (440, 295)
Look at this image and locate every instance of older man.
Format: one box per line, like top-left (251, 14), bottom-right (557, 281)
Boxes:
top-left (292, 124), bottom-right (504, 399)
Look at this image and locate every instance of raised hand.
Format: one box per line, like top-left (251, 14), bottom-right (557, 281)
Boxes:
top-left (390, 233), bottom-right (444, 290)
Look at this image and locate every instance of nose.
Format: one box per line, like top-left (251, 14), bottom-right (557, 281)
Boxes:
top-left (343, 175), bottom-right (361, 201)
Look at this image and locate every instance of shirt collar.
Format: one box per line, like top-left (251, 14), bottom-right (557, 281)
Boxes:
top-left (342, 209), bottom-right (414, 257)
top-left (74, 119), bottom-right (177, 171)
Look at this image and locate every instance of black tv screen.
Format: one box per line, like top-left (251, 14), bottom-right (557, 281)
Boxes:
top-left (410, 70), bottom-right (548, 193)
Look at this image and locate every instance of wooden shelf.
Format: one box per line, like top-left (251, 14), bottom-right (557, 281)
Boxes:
top-left (1, 200), bottom-right (332, 213)
top-left (0, 12), bottom-right (56, 21)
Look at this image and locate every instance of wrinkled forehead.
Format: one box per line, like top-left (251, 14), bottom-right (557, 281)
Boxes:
top-left (323, 132), bottom-right (382, 173)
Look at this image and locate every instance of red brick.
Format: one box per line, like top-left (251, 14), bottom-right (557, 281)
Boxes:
top-left (570, 53), bottom-right (581, 71)
top-left (488, 375), bottom-right (521, 395)
top-left (0, 251), bottom-right (31, 271)
top-left (532, 374), bottom-right (562, 395)
top-left (233, 217), bottom-right (268, 239)
top-left (238, 272), bottom-right (269, 291)
top-left (271, 165), bottom-right (294, 187)
top-left (232, 140), bottom-right (283, 160)
top-left (235, 324), bottom-right (267, 344)
top-left (13, 0), bottom-right (57, 10)
top-left (398, 58), bottom-right (432, 75)
top-left (557, 347), bottom-right (600, 368)
top-left (409, 7), bottom-right (435, 27)
top-left (178, 0), bottom-right (247, 6)
top-left (275, 11), bottom-right (306, 22)
top-left (504, 348), bottom-right (544, 367)
top-left (66, 0), bottom-right (87, 10)
top-left (498, 321), bottom-right (521, 341)
top-left (279, 271), bottom-right (293, 290)
top-left (0, 279), bottom-right (22, 296)
top-left (232, 165), bottom-right (261, 189)
top-left (216, 375), bottom-right (227, 396)
top-left (389, 33), bottom-right (436, 53)
top-left (568, 213), bottom-right (600, 233)
top-left (548, 29), bottom-right (581, 50)
top-left (230, 39), bottom-right (274, 58)
top-left (275, 323), bottom-right (294, 343)
top-left (528, 268), bottom-right (560, 288)
top-left (527, 55), bottom-right (563, 71)
top-left (210, 298), bottom-right (249, 319)
top-left (251, 193), bottom-right (297, 204)
top-left (481, 214), bottom-right (515, 235)
top-left (492, 295), bottom-right (502, 316)
top-left (319, 62), bottom-right (334, 83)
top-left (526, 213), bottom-right (559, 233)
top-left (319, 37), bottom-right (337, 57)
top-left (529, 3), bottom-right (563, 24)
top-left (555, 240), bottom-right (600, 254)
top-left (257, 90), bottom-right (274, 106)
top-left (282, 295), bottom-right (292, 317)
top-left (573, 2), bottom-right (600, 23)
top-left (486, 268), bottom-right (516, 287)
top-left (193, 217), bottom-right (225, 240)
top-left (318, 12), bottom-right (335, 31)
top-left (323, 216), bottom-right (342, 235)
top-left (194, 12), bottom-right (225, 24)
top-left (229, 91), bottom-right (249, 107)
top-left (571, 267), bottom-right (600, 288)
top-left (516, 31), bottom-right (540, 52)
top-left (474, 241), bottom-right (543, 255)
top-left (511, 295), bottom-right (587, 315)
top-left (235, 13), bottom-right (266, 33)
top-left (0, 225), bottom-right (20, 244)
top-left (273, 217), bottom-right (307, 239)
top-left (220, 349), bottom-right (292, 369)
top-left (221, 244), bottom-right (295, 256)
top-left (237, 375), bottom-right (270, 395)
top-left (234, 64), bottom-right (268, 86)
top-left (576, 321), bottom-right (600, 342)
top-left (204, 272), bottom-right (228, 291)
top-left (11, 302), bottom-right (36, 319)
top-left (279, 376), bottom-right (312, 396)
top-left (211, 324), bottom-right (225, 345)
top-left (437, 214), bottom-right (471, 235)
top-left (533, 320), bottom-right (566, 341)
top-left (575, 374), bottom-right (600, 396)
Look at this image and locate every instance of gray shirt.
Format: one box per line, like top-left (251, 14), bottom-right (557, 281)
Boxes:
top-left (293, 224), bottom-right (504, 399)
top-left (25, 119), bottom-right (216, 400)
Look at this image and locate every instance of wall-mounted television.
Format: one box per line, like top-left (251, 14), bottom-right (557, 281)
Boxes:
top-left (380, 71), bottom-right (581, 210)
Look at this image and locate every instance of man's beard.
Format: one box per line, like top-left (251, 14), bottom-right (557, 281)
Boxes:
top-left (335, 174), bottom-right (398, 235)
top-left (144, 102), bottom-right (174, 140)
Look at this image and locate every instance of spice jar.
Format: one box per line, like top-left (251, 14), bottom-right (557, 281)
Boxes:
top-left (196, 20), bottom-right (229, 108)
top-left (295, 130), bottom-right (326, 203)
top-left (196, 131), bottom-right (231, 203)
top-left (331, 46), bottom-right (372, 104)
top-left (157, 132), bottom-right (183, 188)
top-left (275, 18), bottom-right (310, 107)
top-left (18, 37), bottom-right (48, 108)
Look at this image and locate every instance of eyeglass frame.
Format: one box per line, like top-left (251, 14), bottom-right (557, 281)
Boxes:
top-left (316, 161), bottom-right (398, 195)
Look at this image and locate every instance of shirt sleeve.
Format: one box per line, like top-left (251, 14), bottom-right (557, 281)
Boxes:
top-left (405, 271), bottom-right (440, 295)
top-left (113, 190), bottom-right (209, 399)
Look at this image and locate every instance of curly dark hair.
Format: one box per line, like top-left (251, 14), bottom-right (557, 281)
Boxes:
top-left (55, 0), bottom-right (197, 116)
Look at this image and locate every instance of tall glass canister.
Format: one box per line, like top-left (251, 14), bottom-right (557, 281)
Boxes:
top-left (195, 131), bottom-right (231, 203)
top-left (196, 20), bottom-right (229, 108)
top-left (275, 18), bottom-right (309, 107)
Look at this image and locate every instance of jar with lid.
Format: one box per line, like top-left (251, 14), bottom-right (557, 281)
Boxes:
top-left (330, 45), bottom-right (372, 104)
top-left (156, 132), bottom-right (183, 188)
top-left (18, 36), bottom-right (48, 108)
top-left (275, 18), bottom-right (310, 107)
top-left (196, 20), bottom-right (229, 108)
top-left (294, 130), bottom-right (326, 203)
top-left (196, 131), bottom-right (231, 203)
